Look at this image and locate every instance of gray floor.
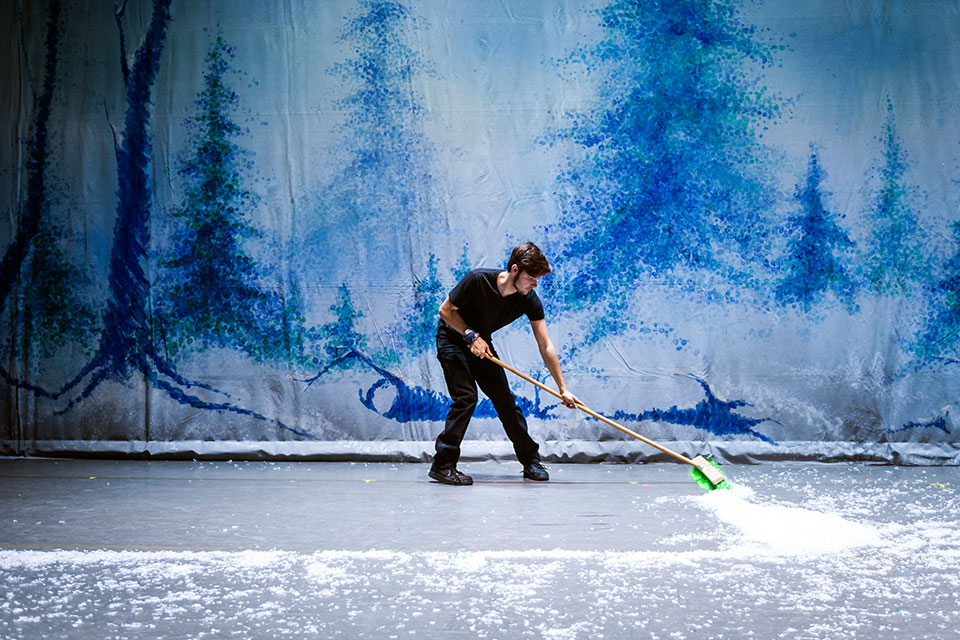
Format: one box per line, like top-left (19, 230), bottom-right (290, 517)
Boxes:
top-left (1, 458), bottom-right (958, 639)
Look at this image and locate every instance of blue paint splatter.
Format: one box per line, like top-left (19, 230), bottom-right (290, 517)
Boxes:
top-left (611, 373), bottom-right (779, 443)
top-left (915, 222), bottom-right (960, 367)
top-left (304, 348), bottom-right (560, 423)
top-left (887, 412), bottom-right (950, 436)
top-left (452, 244), bottom-right (472, 282)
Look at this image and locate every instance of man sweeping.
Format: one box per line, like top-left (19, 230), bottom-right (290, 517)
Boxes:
top-left (430, 242), bottom-right (581, 485)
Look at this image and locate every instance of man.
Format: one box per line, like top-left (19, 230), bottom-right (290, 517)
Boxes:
top-left (430, 241), bottom-right (580, 485)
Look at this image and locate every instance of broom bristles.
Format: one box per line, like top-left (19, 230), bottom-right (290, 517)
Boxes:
top-left (690, 455), bottom-right (731, 491)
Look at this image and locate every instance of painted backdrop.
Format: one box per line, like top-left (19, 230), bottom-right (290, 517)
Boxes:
top-left (3, 0), bottom-right (960, 463)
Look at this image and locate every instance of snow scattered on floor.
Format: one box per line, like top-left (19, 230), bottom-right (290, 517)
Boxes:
top-left (3, 518), bottom-right (960, 640)
top-left (2, 469), bottom-right (959, 639)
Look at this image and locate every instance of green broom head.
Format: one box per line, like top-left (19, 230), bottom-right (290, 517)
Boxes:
top-left (690, 455), bottom-right (732, 491)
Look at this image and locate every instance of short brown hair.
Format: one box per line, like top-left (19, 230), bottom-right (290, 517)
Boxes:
top-left (507, 242), bottom-right (551, 277)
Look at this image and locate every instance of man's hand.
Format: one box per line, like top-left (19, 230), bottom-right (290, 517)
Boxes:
top-left (470, 336), bottom-right (492, 359)
top-left (560, 389), bottom-right (581, 409)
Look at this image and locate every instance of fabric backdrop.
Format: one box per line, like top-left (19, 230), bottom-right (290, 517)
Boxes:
top-left (3, 0), bottom-right (960, 463)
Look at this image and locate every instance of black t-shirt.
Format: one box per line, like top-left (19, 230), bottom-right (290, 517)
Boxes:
top-left (443, 268), bottom-right (544, 339)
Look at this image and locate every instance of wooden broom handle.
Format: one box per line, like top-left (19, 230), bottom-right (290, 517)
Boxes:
top-left (486, 354), bottom-right (698, 468)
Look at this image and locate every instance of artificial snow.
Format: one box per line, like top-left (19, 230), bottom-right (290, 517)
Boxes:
top-left (2, 461), bottom-right (958, 639)
top-left (694, 484), bottom-right (883, 555)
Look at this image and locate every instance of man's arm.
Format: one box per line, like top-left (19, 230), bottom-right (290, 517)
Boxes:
top-left (530, 319), bottom-right (580, 409)
top-left (439, 296), bottom-right (491, 358)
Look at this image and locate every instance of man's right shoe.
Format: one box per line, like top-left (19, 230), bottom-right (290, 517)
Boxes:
top-left (523, 461), bottom-right (549, 481)
top-left (429, 467), bottom-right (474, 486)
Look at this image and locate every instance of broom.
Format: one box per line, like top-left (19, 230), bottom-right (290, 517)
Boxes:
top-left (486, 355), bottom-right (731, 491)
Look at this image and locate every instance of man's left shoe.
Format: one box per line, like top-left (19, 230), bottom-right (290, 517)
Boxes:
top-left (523, 461), bottom-right (549, 481)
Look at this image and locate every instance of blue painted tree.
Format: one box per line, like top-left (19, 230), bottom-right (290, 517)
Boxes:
top-left (17, 222), bottom-right (96, 359)
top-left (71, 0), bottom-right (175, 397)
top-left (860, 101), bottom-right (928, 296)
top-left (398, 254), bottom-right (444, 359)
top-left (308, 0), bottom-right (439, 281)
top-left (154, 33), bottom-right (307, 365)
top-left (775, 148), bottom-right (856, 312)
top-left (0, 0), bottom-right (61, 310)
top-left (313, 283), bottom-right (368, 371)
top-left (383, 245), bottom-right (472, 363)
top-left (544, 0), bottom-right (785, 327)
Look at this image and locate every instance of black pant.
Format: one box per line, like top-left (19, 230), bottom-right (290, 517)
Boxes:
top-left (433, 325), bottom-right (540, 470)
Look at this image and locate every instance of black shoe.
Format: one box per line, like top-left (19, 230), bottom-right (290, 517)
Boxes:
top-left (429, 467), bottom-right (473, 486)
top-left (523, 461), bottom-right (549, 481)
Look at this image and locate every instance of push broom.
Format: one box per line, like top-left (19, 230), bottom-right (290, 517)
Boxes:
top-left (486, 355), bottom-right (731, 491)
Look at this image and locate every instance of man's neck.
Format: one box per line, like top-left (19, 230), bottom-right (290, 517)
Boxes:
top-left (497, 270), bottom-right (517, 297)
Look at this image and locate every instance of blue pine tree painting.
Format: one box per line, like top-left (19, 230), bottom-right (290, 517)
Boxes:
top-left (17, 221), bottom-right (96, 360)
top-left (543, 0), bottom-right (786, 335)
top-left (860, 101), bottom-right (928, 297)
top-left (154, 33), bottom-right (307, 366)
top-left (315, 283), bottom-right (368, 368)
top-left (382, 249), bottom-right (469, 364)
top-left (307, 0), bottom-right (441, 281)
top-left (775, 148), bottom-right (856, 312)
top-left (394, 254), bottom-right (444, 362)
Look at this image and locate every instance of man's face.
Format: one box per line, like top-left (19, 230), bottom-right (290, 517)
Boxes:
top-left (514, 269), bottom-right (540, 294)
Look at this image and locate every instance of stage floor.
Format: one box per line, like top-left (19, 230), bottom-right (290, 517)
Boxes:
top-left (1, 458), bottom-right (958, 639)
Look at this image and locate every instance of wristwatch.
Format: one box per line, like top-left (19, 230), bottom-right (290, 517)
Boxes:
top-left (463, 328), bottom-right (479, 344)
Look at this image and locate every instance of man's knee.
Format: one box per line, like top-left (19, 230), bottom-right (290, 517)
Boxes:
top-left (451, 389), bottom-right (478, 415)
top-left (488, 390), bottom-right (519, 413)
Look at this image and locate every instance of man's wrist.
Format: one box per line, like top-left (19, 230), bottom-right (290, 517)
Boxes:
top-left (463, 328), bottom-right (479, 344)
